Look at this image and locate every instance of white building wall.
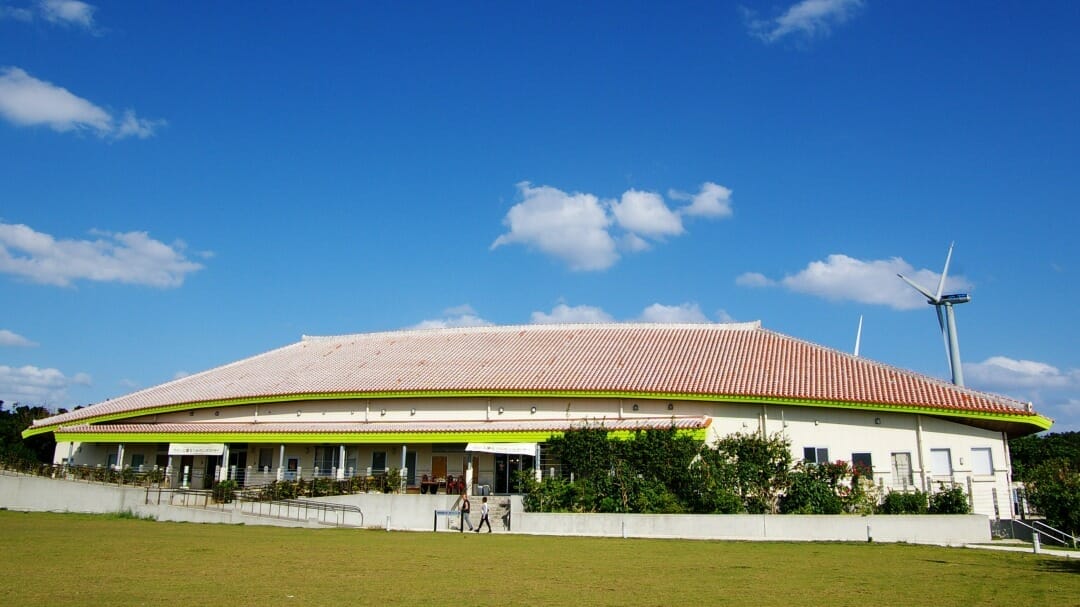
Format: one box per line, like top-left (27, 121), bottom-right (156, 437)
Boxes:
top-left (53, 395), bottom-right (1018, 518)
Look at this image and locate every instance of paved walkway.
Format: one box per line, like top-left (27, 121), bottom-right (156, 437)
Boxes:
top-left (965, 543), bottom-right (1079, 559)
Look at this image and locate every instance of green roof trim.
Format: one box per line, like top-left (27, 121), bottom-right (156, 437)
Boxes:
top-left (24, 388), bottom-right (1053, 439)
top-left (53, 428), bottom-right (709, 444)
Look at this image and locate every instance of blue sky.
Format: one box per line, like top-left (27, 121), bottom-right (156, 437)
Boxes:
top-left (1, 1), bottom-right (1077, 431)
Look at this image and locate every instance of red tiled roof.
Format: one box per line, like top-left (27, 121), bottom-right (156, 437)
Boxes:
top-left (34, 322), bottom-right (1040, 429)
top-left (57, 416), bottom-right (712, 435)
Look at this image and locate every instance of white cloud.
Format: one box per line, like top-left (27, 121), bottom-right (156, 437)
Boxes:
top-left (0, 6), bottom-right (34, 21)
top-left (493, 181), bottom-right (734, 271)
top-left (413, 304), bottom-right (494, 329)
top-left (639, 302), bottom-right (710, 323)
top-left (0, 364), bottom-right (90, 407)
top-left (610, 190), bottom-right (683, 238)
top-left (747, 0), bottom-right (864, 44)
top-left (965, 357), bottom-right (1077, 391)
top-left (172, 371), bottom-right (190, 380)
top-left (0, 221), bottom-right (204, 287)
top-left (715, 309), bottom-right (736, 323)
top-left (738, 254), bottom-right (973, 311)
top-left (0, 329), bottom-right (37, 347)
top-left (492, 182), bottom-right (618, 271)
top-left (735, 272), bottom-right (774, 288)
top-left (964, 356), bottom-right (1080, 431)
top-left (40, 0), bottom-right (96, 29)
top-left (0, 67), bottom-right (163, 139)
top-left (530, 304), bottom-right (615, 325)
top-left (672, 182), bottom-right (734, 218)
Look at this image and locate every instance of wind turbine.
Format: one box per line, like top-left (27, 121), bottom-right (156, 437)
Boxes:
top-left (897, 243), bottom-right (971, 386)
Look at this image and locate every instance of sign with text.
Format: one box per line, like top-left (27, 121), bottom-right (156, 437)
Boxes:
top-left (168, 443), bottom-right (226, 456)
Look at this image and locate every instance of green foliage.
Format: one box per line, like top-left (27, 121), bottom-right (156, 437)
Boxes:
top-left (532, 425), bottom-right (706, 513)
top-left (212, 480), bottom-right (237, 503)
top-left (0, 403), bottom-right (57, 465)
top-left (711, 432), bottom-right (792, 514)
top-left (928, 483), bottom-right (971, 514)
top-left (779, 463), bottom-right (843, 514)
top-left (1009, 431), bottom-right (1080, 482)
top-left (525, 427), bottom-right (794, 515)
top-left (878, 490), bottom-right (929, 514)
top-left (1024, 458), bottom-right (1080, 536)
top-left (547, 425), bottom-right (613, 481)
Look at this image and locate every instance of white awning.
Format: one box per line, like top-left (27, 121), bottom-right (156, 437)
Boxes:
top-left (465, 442), bottom-right (537, 456)
top-left (168, 443), bottom-right (226, 456)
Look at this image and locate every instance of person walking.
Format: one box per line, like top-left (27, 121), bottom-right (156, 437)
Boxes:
top-left (460, 493), bottom-right (474, 532)
top-left (475, 496), bottom-right (492, 533)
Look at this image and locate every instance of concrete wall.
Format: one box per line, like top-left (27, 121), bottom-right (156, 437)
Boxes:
top-left (1, 472), bottom-right (989, 544)
top-left (512, 510), bottom-right (990, 546)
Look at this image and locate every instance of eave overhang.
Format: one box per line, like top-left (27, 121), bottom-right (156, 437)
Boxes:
top-left (23, 389), bottom-right (1052, 440)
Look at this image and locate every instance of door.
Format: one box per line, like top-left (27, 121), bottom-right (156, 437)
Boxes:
top-left (891, 452), bottom-right (913, 488)
top-left (432, 455), bottom-right (447, 479)
top-left (229, 450), bottom-right (247, 485)
top-left (406, 451), bottom-right (417, 485)
top-left (494, 453), bottom-right (536, 494)
top-left (180, 455), bottom-right (194, 487)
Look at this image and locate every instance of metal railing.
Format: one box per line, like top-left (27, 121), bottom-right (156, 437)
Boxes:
top-left (1032, 520), bottom-right (1078, 548)
top-left (144, 485), bottom-right (364, 527)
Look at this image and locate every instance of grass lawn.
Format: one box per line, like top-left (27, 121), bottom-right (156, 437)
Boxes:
top-left (1, 511), bottom-right (1076, 606)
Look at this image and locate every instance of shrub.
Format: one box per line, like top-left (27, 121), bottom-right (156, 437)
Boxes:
top-left (878, 490), bottom-right (928, 514)
top-left (928, 483), bottom-right (971, 514)
top-left (212, 480), bottom-right (237, 503)
top-left (1023, 458), bottom-right (1079, 535)
top-left (780, 464), bottom-right (843, 514)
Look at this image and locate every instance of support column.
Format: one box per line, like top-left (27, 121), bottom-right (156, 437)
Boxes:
top-left (465, 452), bottom-right (473, 495)
top-left (277, 444), bottom-right (285, 481)
top-left (66, 442), bottom-right (74, 467)
top-left (337, 445), bottom-right (346, 480)
top-left (914, 415), bottom-right (928, 491)
top-left (116, 444), bottom-right (125, 470)
top-left (220, 445), bottom-right (230, 481)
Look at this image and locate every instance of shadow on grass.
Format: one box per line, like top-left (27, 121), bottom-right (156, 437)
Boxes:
top-left (1038, 559), bottom-right (1080, 575)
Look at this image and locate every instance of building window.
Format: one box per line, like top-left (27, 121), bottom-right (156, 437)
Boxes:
top-left (130, 454), bottom-right (145, 470)
top-left (971, 447), bottom-right (993, 475)
top-left (891, 452), bottom-right (913, 487)
top-left (372, 451), bottom-right (387, 473)
top-left (313, 446), bottom-right (339, 475)
top-left (930, 448), bottom-right (953, 477)
top-left (803, 447), bottom-right (829, 464)
top-left (851, 452), bottom-right (873, 476)
top-left (258, 448), bottom-right (273, 471)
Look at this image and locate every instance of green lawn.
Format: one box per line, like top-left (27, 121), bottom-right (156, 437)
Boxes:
top-left (1, 511), bottom-right (1076, 606)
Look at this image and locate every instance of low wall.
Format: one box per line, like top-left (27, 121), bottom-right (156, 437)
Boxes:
top-left (0, 473), bottom-right (989, 544)
top-left (317, 492), bottom-right (464, 530)
top-left (513, 510), bottom-right (990, 545)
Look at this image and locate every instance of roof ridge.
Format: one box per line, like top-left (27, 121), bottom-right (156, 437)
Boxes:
top-left (301, 321), bottom-right (763, 341)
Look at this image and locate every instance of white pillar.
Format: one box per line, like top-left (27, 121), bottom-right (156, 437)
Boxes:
top-left (220, 445), bottom-right (230, 481)
top-left (66, 442), bottom-right (74, 466)
top-left (277, 444), bottom-right (285, 481)
top-left (465, 452), bottom-right (473, 495)
top-left (337, 445), bottom-right (346, 480)
top-left (534, 444), bottom-right (542, 482)
top-left (116, 444), bottom-right (125, 470)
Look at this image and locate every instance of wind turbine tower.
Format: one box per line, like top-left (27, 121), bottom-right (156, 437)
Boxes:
top-left (897, 243), bottom-right (971, 386)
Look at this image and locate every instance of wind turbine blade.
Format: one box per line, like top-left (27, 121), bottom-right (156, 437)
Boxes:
top-left (898, 273), bottom-right (937, 302)
top-left (936, 305), bottom-right (952, 375)
top-left (854, 315), bottom-right (863, 357)
top-left (935, 242), bottom-right (955, 301)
